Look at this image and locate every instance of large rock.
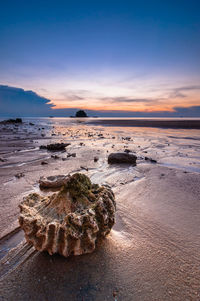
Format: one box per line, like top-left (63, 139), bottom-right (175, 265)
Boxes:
top-left (19, 173), bottom-right (116, 257)
top-left (108, 152), bottom-right (137, 165)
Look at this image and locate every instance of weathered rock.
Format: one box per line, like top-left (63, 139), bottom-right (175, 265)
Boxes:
top-left (40, 143), bottom-right (70, 152)
top-left (41, 161), bottom-right (48, 165)
top-left (94, 156), bottom-right (99, 162)
top-left (39, 175), bottom-right (69, 188)
top-left (19, 173), bottom-right (116, 257)
top-left (108, 153), bottom-right (137, 165)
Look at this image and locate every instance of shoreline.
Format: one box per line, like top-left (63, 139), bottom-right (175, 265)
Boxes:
top-left (87, 118), bottom-right (200, 129)
top-left (0, 119), bottom-right (200, 300)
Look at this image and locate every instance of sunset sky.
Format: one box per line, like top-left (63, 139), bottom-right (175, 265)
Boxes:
top-left (0, 0), bottom-right (200, 116)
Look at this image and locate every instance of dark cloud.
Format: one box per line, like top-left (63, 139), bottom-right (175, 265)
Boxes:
top-left (0, 85), bottom-right (53, 116)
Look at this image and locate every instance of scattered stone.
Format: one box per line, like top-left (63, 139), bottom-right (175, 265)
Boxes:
top-left (122, 136), bottom-right (131, 141)
top-left (144, 157), bottom-right (157, 163)
top-left (15, 173), bottom-right (25, 178)
top-left (94, 156), bottom-right (99, 162)
top-left (40, 143), bottom-right (70, 152)
top-left (67, 153), bottom-right (76, 158)
top-left (0, 157), bottom-right (6, 162)
top-left (80, 166), bottom-right (88, 171)
top-left (39, 175), bottom-right (69, 188)
top-left (41, 161), bottom-right (48, 165)
top-left (79, 142), bottom-right (85, 146)
top-left (124, 149), bottom-right (131, 153)
top-left (51, 155), bottom-right (60, 159)
top-left (108, 153), bottom-right (137, 165)
top-left (19, 173), bottom-right (116, 257)
top-left (29, 122), bottom-right (34, 126)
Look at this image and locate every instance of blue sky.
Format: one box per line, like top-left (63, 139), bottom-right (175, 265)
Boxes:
top-left (0, 0), bottom-right (200, 116)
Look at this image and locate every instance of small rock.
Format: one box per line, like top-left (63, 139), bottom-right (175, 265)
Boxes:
top-left (15, 173), bottom-right (25, 178)
top-left (39, 175), bottom-right (69, 188)
top-left (94, 156), bottom-right (99, 162)
top-left (40, 143), bottom-right (70, 152)
top-left (41, 161), bottom-right (48, 165)
top-left (51, 155), bottom-right (59, 159)
top-left (144, 157), bottom-right (157, 163)
top-left (80, 166), bottom-right (88, 171)
top-left (67, 153), bottom-right (76, 158)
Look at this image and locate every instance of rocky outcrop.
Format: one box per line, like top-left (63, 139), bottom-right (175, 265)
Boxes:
top-left (108, 152), bottom-right (137, 165)
top-left (19, 173), bottom-right (116, 257)
top-left (0, 118), bottom-right (22, 124)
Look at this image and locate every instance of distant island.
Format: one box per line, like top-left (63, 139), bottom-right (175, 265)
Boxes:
top-left (74, 110), bottom-right (88, 117)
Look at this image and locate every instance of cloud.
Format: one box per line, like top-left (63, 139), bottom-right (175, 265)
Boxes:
top-left (169, 85), bottom-right (200, 99)
top-left (0, 85), bottom-right (53, 116)
top-left (101, 96), bottom-right (159, 103)
top-left (0, 84), bottom-right (200, 117)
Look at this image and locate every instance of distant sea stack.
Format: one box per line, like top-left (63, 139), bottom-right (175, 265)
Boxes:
top-left (75, 110), bottom-right (88, 117)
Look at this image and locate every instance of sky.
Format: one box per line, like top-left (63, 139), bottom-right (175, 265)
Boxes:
top-left (0, 0), bottom-right (200, 117)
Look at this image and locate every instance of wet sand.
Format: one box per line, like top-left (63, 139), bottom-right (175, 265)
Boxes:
top-left (0, 118), bottom-right (200, 300)
top-left (87, 118), bottom-right (200, 129)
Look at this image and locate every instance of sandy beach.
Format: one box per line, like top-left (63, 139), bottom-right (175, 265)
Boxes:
top-left (0, 117), bottom-right (200, 300)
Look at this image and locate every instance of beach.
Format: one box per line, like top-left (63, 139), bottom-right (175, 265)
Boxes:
top-left (0, 117), bottom-right (200, 300)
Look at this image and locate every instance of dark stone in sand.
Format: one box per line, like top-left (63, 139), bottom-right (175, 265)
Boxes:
top-left (122, 136), bottom-right (131, 141)
top-left (29, 122), bottom-right (34, 126)
top-left (124, 149), bottom-right (131, 153)
top-left (94, 156), bottom-right (99, 162)
top-left (67, 153), bottom-right (76, 158)
top-left (41, 161), bottom-right (48, 165)
top-left (80, 166), bottom-right (88, 171)
top-left (40, 143), bottom-right (70, 152)
top-left (51, 155), bottom-right (60, 159)
top-left (144, 157), bottom-right (157, 163)
top-left (108, 153), bottom-right (137, 165)
top-left (15, 172), bottom-right (25, 178)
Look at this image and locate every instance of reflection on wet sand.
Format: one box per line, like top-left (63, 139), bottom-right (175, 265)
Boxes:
top-left (0, 117), bottom-right (200, 300)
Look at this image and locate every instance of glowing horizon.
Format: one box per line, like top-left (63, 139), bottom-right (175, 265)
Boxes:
top-left (0, 1), bottom-right (199, 116)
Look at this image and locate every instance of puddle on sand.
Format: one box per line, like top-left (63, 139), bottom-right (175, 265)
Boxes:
top-left (0, 228), bottom-right (24, 260)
